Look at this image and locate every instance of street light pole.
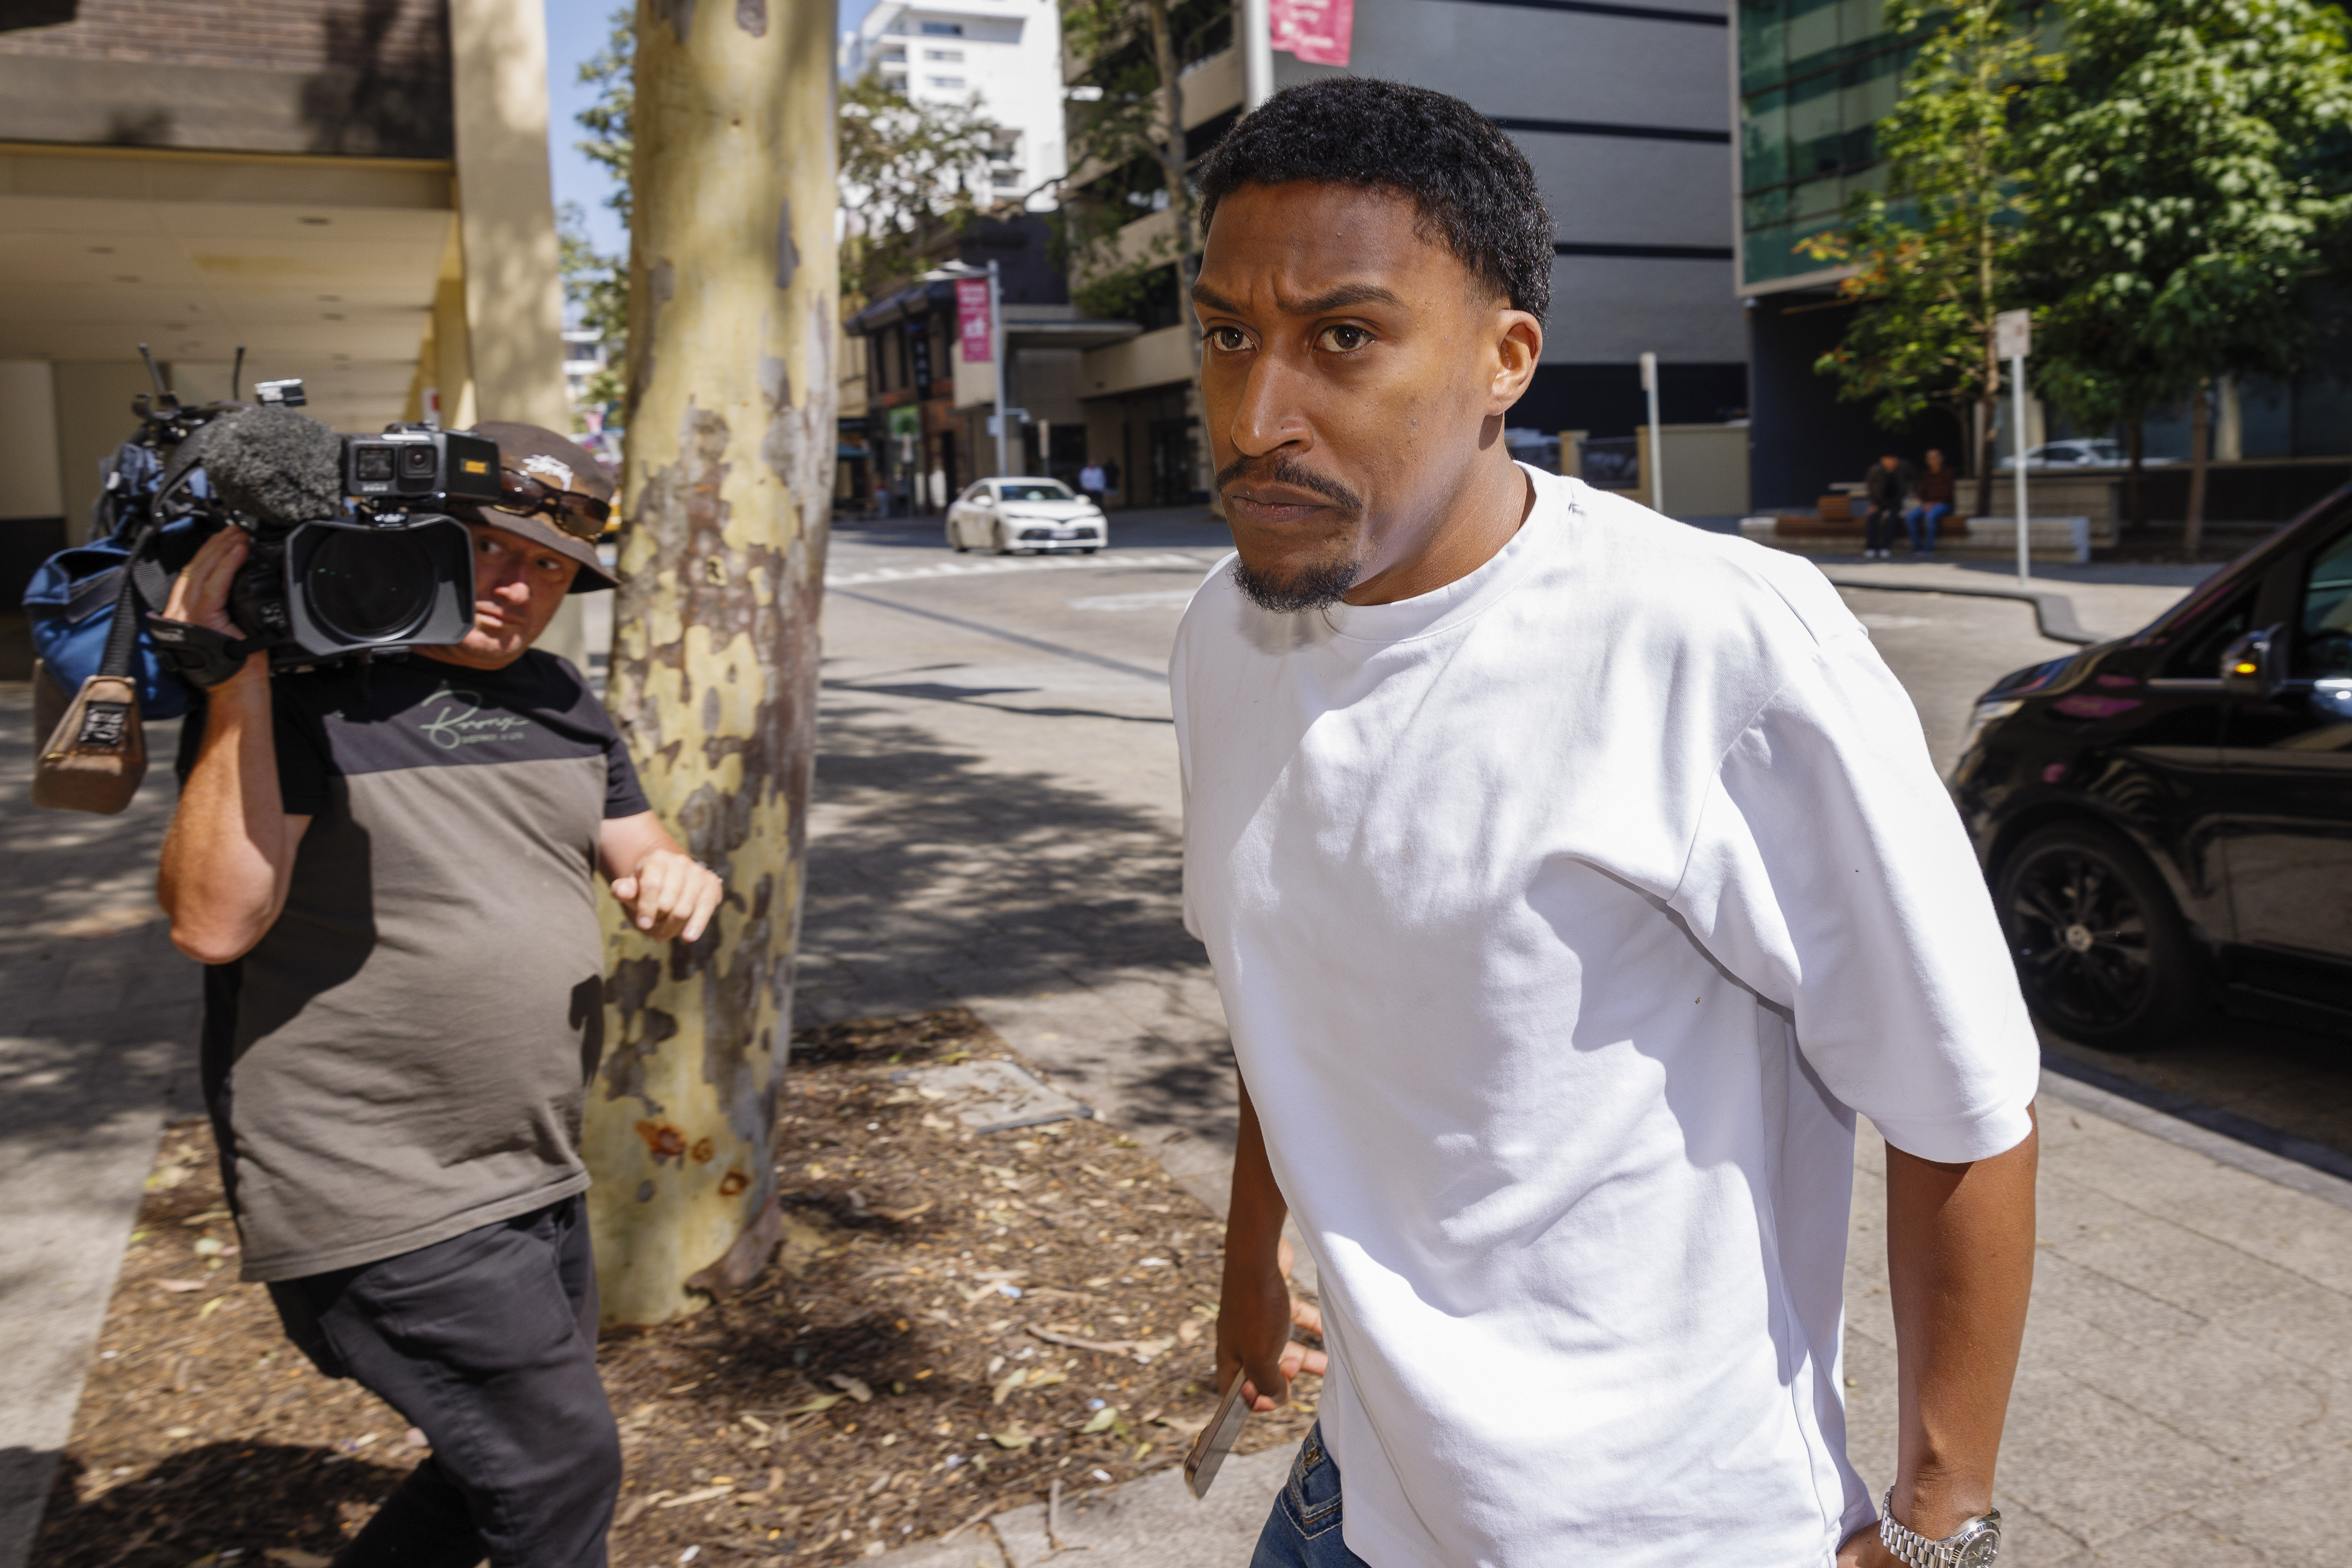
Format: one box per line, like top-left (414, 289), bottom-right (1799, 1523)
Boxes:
top-left (2011, 352), bottom-right (2030, 584)
top-left (1242, 0), bottom-right (1273, 110)
top-left (1995, 309), bottom-right (2033, 583)
top-left (1640, 351), bottom-right (1665, 517)
top-left (989, 257), bottom-right (1009, 477)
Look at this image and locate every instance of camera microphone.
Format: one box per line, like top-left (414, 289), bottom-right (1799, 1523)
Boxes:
top-left (180, 406), bottom-right (344, 529)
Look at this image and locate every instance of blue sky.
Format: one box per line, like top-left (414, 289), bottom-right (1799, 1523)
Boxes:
top-left (544, 0), bottom-right (877, 260)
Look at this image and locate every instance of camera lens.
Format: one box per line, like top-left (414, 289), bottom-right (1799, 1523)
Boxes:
top-left (305, 529), bottom-right (437, 641)
top-left (354, 446), bottom-right (395, 482)
top-left (398, 444), bottom-right (439, 480)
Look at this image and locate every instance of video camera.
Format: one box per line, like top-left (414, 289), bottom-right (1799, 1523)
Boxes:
top-left (166, 379), bottom-right (499, 659)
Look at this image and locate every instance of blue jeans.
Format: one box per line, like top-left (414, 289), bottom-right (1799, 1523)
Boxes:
top-left (1904, 501), bottom-right (1952, 553)
top-left (1251, 1423), bottom-right (1372, 1568)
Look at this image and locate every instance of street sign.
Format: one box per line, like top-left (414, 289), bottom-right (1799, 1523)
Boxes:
top-left (1994, 309), bottom-right (2031, 362)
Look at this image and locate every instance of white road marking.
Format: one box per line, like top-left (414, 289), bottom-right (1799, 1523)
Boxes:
top-left (1064, 589), bottom-right (1202, 613)
top-left (824, 551), bottom-right (1216, 589)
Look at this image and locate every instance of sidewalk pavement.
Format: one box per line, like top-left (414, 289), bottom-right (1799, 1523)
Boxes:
top-left (1813, 557), bottom-right (2209, 646)
top-left (0, 688), bottom-right (202, 1568)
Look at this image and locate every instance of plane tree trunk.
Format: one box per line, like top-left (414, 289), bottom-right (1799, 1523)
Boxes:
top-left (582, 0), bottom-right (838, 1327)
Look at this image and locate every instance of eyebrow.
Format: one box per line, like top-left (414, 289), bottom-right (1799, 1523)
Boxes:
top-left (1189, 280), bottom-right (1407, 317)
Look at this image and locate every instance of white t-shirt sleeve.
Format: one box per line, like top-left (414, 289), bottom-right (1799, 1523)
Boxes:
top-left (1669, 624), bottom-right (2039, 1162)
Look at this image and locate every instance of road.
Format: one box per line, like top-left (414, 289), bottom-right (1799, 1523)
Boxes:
top-left (809, 505), bottom-right (2352, 1567)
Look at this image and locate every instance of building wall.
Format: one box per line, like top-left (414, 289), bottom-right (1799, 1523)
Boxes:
top-left (0, 0), bottom-right (453, 158)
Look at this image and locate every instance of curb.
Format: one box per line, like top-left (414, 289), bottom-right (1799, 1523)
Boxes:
top-left (1823, 574), bottom-right (2097, 646)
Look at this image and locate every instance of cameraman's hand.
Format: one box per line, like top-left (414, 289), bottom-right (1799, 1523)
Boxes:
top-left (163, 530), bottom-right (265, 690)
top-left (612, 846), bottom-right (723, 943)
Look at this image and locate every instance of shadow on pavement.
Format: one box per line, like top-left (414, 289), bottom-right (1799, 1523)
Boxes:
top-left (798, 700), bottom-right (1228, 1146)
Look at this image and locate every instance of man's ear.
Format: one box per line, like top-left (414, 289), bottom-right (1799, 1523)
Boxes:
top-left (1489, 310), bottom-right (1543, 414)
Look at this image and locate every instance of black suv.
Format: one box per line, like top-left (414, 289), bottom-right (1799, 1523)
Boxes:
top-left (1951, 485), bottom-right (2352, 1048)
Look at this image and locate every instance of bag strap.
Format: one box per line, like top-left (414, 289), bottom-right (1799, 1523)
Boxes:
top-left (95, 517), bottom-right (161, 681)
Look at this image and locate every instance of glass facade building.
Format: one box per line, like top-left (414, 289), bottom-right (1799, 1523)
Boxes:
top-left (1736, 0), bottom-right (1918, 290)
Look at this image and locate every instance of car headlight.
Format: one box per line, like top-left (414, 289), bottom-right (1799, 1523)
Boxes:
top-left (1958, 698), bottom-right (2024, 759)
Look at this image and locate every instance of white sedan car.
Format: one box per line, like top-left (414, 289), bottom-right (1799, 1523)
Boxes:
top-left (945, 478), bottom-right (1108, 555)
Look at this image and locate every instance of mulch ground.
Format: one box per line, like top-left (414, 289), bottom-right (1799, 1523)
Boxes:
top-left (33, 1008), bottom-right (1319, 1567)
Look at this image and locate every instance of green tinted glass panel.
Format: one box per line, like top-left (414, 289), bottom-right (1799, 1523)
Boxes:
top-left (1745, 187), bottom-right (1791, 229)
top-left (1742, 88), bottom-right (1788, 190)
top-left (1785, 0), bottom-right (1841, 78)
top-left (1739, 0), bottom-right (1786, 92)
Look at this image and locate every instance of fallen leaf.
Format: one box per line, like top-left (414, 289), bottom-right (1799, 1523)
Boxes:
top-left (828, 1374), bottom-right (874, 1404)
top-left (1176, 1321), bottom-right (1200, 1345)
top-left (738, 1413), bottom-right (771, 1435)
top-left (990, 1369), bottom-right (1029, 1405)
top-left (988, 1429), bottom-right (1033, 1449)
top-left (1078, 1408), bottom-right (1120, 1435)
top-left (152, 1279), bottom-right (205, 1294)
top-left (871, 1200), bottom-right (933, 1223)
top-left (658, 1483), bottom-right (735, 1509)
top-left (781, 1393), bottom-right (843, 1417)
top-left (197, 1297), bottom-right (225, 1320)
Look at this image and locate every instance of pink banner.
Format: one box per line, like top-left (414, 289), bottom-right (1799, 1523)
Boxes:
top-left (1269, 0), bottom-right (1352, 65)
top-left (956, 278), bottom-right (993, 363)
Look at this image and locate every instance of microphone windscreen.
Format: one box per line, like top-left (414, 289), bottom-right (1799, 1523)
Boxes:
top-left (183, 407), bottom-right (343, 529)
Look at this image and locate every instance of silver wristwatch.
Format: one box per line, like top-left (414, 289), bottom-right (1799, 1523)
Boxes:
top-left (1880, 1488), bottom-right (2002, 1568)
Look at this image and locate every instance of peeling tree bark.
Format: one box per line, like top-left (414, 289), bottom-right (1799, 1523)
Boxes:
top-left (582, 0), bottom-right (837, 1327)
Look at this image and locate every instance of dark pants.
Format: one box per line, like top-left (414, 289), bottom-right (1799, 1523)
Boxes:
top-left (1864, 504), bottom-right (1900, 554)
top-left (268, 1197), bottom-right (620, 1568)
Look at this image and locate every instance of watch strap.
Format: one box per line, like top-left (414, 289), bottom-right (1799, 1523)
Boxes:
top-left (1879, 1487), bottom-right (2001, 1567)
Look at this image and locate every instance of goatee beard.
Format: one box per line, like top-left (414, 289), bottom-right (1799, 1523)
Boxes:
top-left (1232, 555), bottom-right (1361, 613)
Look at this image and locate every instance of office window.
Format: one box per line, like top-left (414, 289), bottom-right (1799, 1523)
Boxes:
top-left (924, 48), bottom-right (962, 60)
top-left (919, 20), bottom-right (962, 34)
top-left (928, 75), bottom-right (965, 88)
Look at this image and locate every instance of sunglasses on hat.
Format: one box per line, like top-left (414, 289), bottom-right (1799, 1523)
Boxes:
top-left (495, 466), bottom-right (613, 541)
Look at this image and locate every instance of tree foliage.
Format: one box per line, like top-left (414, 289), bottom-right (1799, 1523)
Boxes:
top-left (2029, 0), bottom-right (2352, 549)
top-left (576, 6), bottom-right (635, 227)
top-left (1057, 0), bottom-right (1210, 322)
top-left (1799, 0), bottom-right (2053, 511)
top-left (837, 75), bottom-right (1006, 299)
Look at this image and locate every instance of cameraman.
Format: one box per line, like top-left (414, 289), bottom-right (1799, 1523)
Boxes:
top-left (155, 423), bottom-right (720, 1568)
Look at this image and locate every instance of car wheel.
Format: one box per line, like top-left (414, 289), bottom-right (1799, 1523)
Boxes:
top-left (947, 518), bottom-right (966, 552)
top-left (993, 525), bottom-right (1012, 556)
top-left (1995, 821), bottom-right (2202, 1051)
top-left (1080, 547), bottom-right (1099, 555)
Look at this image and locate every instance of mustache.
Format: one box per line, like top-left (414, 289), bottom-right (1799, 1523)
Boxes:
top-left (1216, 454), bottom-right (1365, 514)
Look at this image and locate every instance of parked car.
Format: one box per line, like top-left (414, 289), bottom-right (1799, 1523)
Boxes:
top-left (945, 478), bottom-right (1108, 555)
top-left (1950, 483), bottom-right (2352, 1047)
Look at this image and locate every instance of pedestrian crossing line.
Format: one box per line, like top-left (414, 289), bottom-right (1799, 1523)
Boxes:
top-left (823, 550), bottom-right (1219, 589)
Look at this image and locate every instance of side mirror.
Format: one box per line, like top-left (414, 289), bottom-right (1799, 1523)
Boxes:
top-left (972, 493), bottom-right (994, 508)
top-left (2220, 623), bottom-right (2288, 696)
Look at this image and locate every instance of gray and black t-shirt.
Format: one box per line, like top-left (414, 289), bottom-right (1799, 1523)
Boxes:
top-left (194, 650), bottom-right (648, 1281)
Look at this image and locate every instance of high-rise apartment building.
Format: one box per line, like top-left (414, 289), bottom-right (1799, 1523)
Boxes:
top-left (842, 0), bottom-right (1069, 211)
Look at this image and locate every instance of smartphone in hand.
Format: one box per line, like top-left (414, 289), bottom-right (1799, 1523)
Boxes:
top-left (1184, 1372), bottom-right (1254, 1500)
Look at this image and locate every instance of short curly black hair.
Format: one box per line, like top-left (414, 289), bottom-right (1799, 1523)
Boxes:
top-left (1195, 77), bottom-right (1554, 322)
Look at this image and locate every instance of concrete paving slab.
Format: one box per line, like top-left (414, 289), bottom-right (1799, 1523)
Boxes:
top-left (2185, 1440), bottom-right (2352, 1563)
top-left (990, 1446), bottom-right (1290, 1567)
top-left (896, 1059), bottom-right (1096, 1133)
top-left (866, 1532), bottom-right (1010, 1568)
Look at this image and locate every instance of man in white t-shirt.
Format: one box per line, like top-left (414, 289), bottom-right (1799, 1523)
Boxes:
top-left (1175, 80), bottom-right (2039, 1568)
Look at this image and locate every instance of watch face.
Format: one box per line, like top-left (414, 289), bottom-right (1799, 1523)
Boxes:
top-left (1955, 1529), bottom-right (2001, 1568)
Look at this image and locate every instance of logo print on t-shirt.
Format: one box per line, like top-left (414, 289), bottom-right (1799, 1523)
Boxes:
top-left (416, 689), bottom-right (534, 750)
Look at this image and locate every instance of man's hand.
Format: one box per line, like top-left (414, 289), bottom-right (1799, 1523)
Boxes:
top-left (610, 848), bottom-right (723, 942)
top-left (162, 529), bottom-right (266, 688)
top-left (1836, 1522), bottom-right (1898, 1568)
top-left (1216, 1241), bottom-right (1327, 1413)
